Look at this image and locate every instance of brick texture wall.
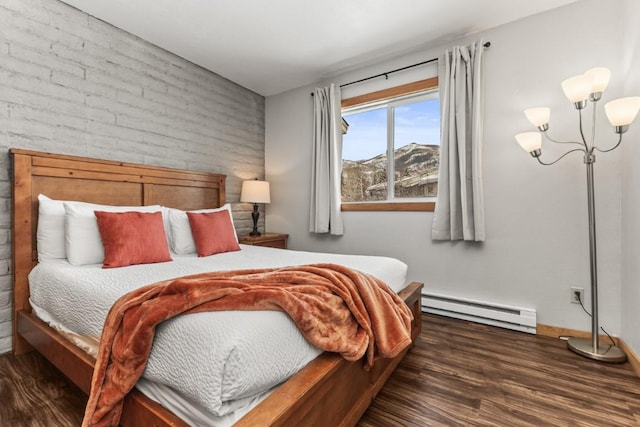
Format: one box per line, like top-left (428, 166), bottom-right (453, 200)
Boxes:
top-left (0, 0), bottom-right (266, 353)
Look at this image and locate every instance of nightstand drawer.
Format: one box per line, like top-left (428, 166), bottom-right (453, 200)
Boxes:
top-left (254, 239), bottom-right (287, 249)
top-left (238, 233), bottom-right (288, 249)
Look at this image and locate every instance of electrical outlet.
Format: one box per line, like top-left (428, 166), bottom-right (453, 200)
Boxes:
top-left (570, 286), bottom-right (584, 304)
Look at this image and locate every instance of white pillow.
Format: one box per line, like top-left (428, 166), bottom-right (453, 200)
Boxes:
top-left (36, 194), bottom-right (66, 261)
top-left (64, 201), bottom-right (164, 266)
top-left (168, 204), bottom-right (238, 255)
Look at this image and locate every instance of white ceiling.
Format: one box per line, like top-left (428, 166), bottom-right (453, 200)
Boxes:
top-left (60, 0), bottom-right (578, 97)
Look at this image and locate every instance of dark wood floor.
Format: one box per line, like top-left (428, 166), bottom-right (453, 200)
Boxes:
top-left (0, 349), bottom-right (85, 426)
top-left (1, 314), bottom-right (639, 426)
top-left (359, 314), bottom-right (640, 427)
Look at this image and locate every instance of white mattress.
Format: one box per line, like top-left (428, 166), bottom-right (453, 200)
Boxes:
top-left (29, 245), bottom-right (408, 425)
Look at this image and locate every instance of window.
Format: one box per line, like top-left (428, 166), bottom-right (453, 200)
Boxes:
top-left (340, 78), bottom-right (439, 211)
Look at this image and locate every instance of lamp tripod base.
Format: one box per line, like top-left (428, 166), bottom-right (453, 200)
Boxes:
top-left (567, 337), bottom-right (626, 363)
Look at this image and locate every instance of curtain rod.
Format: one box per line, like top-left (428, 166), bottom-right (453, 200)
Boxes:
top-left (310, 41), bottom-right (490, 96)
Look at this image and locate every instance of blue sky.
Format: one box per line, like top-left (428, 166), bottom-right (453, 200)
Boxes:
top-left (342, 98), bottom-right (440, 161)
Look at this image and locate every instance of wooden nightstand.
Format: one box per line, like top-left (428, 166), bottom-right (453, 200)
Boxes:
top-left (238, 233), bottom-right (288, 249)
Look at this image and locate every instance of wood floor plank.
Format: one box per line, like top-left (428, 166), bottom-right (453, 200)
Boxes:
top-left (359, 314), bottom-right (640, 427)
top-left (1, 314), bottom-right (639, 426)
top-left (0, 352), bottom-right (86, 427)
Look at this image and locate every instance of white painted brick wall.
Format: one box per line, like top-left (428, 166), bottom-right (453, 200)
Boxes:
top-left (0, 0), bottom-right (266, 354)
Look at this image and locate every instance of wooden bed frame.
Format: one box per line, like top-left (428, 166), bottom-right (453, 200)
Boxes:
top-left (10, 148), bottom-right (423, 427)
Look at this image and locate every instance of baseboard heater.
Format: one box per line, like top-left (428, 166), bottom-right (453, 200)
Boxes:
top-left (421, 292), bottom-right (537, 334)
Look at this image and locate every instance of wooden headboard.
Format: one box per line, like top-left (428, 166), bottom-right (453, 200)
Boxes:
top-left (10, 148), bottom-right (226, 353)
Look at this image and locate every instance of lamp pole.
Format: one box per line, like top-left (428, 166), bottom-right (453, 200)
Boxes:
top-left (585, 156), bottom-right (599, 354)
top-left (564, 153), bottom-right (626, 362)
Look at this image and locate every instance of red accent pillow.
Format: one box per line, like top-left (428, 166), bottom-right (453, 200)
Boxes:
top-left (95, 211), bottom-right (172, 268)
top-left (186, 210), bottom-right (241, 257)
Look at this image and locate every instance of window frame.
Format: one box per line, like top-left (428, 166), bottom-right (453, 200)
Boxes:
top-left (340, 77), bottom-right (439, 212)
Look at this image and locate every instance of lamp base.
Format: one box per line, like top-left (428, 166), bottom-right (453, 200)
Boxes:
top-left (250, 203), bottom-right (261, 236)
top-left (567, 337), bottom-right (627, 363)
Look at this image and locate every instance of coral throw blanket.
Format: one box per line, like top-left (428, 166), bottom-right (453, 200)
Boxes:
top-left (82, 263), bottom-right (413, 427)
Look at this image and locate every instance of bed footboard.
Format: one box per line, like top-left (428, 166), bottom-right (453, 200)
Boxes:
top-left (235, 281), bottom-right (423, 427)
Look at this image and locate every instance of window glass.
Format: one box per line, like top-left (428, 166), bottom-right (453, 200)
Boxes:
top-left (341, 90), bottom-right (439, 203)
top-left (393, 97), bottom-right (440, 198)
top-left (342, 107), bottom-right (388, 202)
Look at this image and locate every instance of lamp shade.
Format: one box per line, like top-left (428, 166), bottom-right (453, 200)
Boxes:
top-left (515, 132), bottom-right (542, 153)
top-left (584, 67), bottom-right (611, 93)
top-left (240, 180), bottom-right (271, 203)
top-left (561, 74), bottom-right (591, 103)
top-left (604, 97), bottom-right (640, 126)
top-left (524, 107), bottom-right (550, 127)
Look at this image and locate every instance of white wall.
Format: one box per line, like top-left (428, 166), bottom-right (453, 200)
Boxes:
top-left (620, 0), bottom-right (640, 355)
top-left (266, 0), bottom-right (630, 340)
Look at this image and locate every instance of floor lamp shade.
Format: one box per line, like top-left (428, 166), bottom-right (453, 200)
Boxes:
top-left (241, 180), bottom-right (270, 236)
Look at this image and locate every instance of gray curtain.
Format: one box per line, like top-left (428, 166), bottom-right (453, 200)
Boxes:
top-left (431, 40), bottom-right (486, 242)
top-left (309, 83), bottom-right (344, 235)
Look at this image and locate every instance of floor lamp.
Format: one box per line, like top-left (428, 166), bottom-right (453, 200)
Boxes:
top-left (515, 67), bottom-right (640, 363)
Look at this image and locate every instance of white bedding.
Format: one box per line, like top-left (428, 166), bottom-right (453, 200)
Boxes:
top-left (29, 244), bottom-right (408, 424)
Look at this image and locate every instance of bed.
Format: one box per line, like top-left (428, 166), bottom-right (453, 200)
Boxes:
top-left (10, 148), bottom-right (423, 426)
